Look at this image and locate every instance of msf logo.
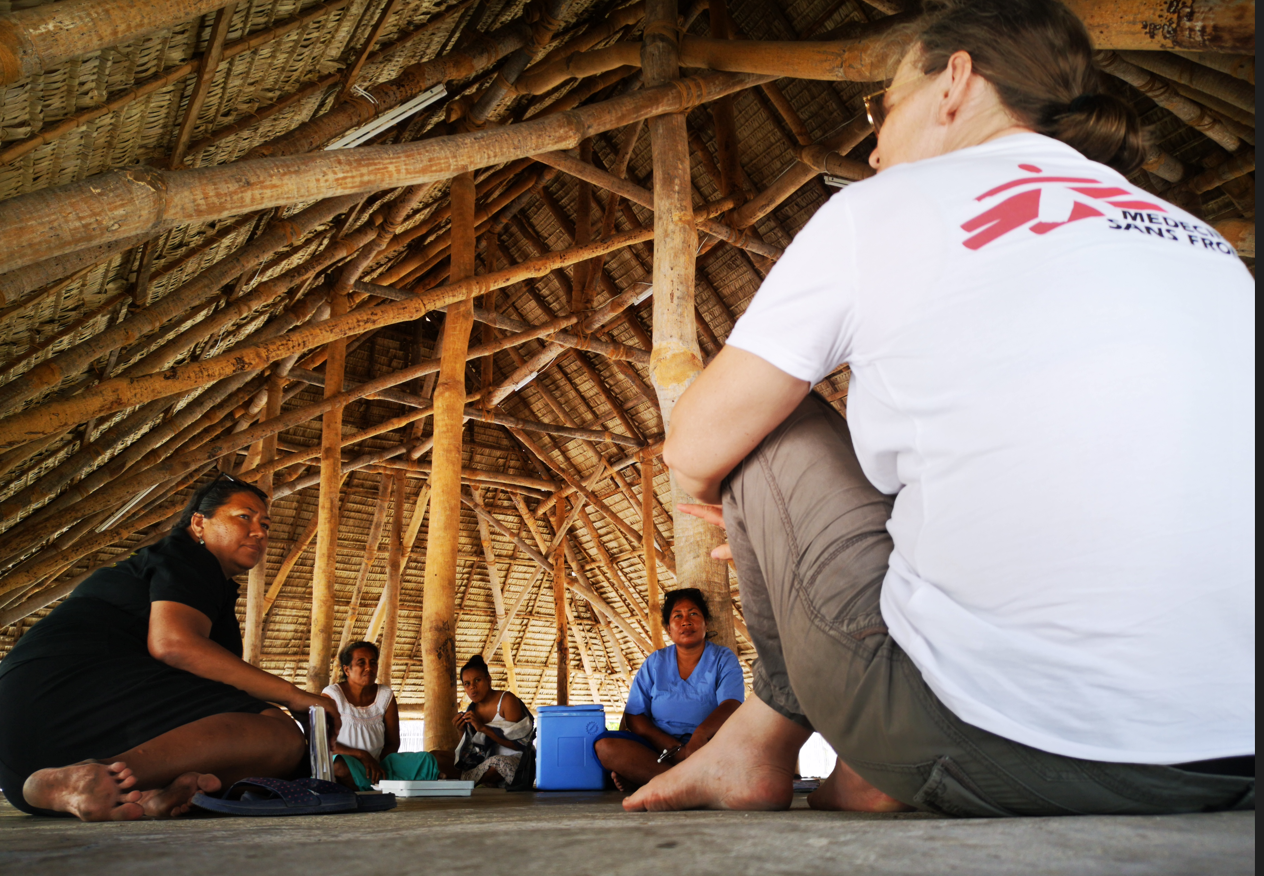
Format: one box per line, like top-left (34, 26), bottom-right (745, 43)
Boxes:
top-left (961, 164), bottom-right (1166, 250)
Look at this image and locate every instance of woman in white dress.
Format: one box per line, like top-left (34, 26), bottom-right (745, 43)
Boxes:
top-left (324, 641), bottom-right (439, 790)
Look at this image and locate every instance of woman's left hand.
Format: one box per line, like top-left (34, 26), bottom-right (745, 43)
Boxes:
top-left (674, 738), bottom-right (698, 763)
top-left (358, 752), bottom-right (385, 784)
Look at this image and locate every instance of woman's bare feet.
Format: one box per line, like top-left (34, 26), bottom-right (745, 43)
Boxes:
top-left (22, 761), bottom-right (144, 822)
top-left (137, 772), bottom-right (222, 818)
top-left (807, 757), bottom-right (912, 812)
top-left (623, 698), bottom-right (810, 812)
top-left (610, 771), bottom-right (627, 792)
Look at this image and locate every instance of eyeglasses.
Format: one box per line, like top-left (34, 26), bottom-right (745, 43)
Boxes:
top-left (862, 72), bottom-right (929, 134)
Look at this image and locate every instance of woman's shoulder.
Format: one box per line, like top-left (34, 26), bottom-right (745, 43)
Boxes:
top-left (322, 683), bottom-right (347, 704)
top-left (704, 640), bottom-right (741, 667)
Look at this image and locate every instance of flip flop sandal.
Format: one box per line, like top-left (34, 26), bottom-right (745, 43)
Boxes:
top-left (192, 776), bottom-right (358, 817)
top-left (291, 777), bottom-right (397, 812)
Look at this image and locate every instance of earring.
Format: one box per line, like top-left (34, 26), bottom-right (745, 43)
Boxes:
top-left (199, 538), bottom-right (205, 545)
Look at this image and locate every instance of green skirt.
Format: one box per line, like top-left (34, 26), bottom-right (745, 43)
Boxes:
top-left (336, 751), bottom-right (440, 791)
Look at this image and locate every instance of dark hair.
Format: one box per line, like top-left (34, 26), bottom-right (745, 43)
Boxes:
top-left (172, 470), bottom-right (270, 533)
top-left (339, 640), bottom-right (380, 673)
top-left (661, 588), bottom-right (711, 627)
top-left (913, 0), bottom-right (1144, 173)
top-left (460, 654), bottom-right (490, 679)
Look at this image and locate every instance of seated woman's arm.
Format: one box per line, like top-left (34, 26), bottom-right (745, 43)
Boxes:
top-left (678, 699), bottom-right (742, 761)
top-left (148, 600), bottom-right (340, 731)
top-left (382, 697), bottom-right (401, 758)
top-left (625, 713), bottom-right (682, 755)
top-left (664, 346), bottom-right (809, 505)
top-left (468, 692), bottom-right (529, 751)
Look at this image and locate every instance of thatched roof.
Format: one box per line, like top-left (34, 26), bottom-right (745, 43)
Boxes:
top-left (0, 0), bottom-right (1254, 713)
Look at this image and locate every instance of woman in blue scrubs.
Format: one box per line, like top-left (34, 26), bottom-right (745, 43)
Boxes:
top-left (594, 588), bottom-right (745, 791)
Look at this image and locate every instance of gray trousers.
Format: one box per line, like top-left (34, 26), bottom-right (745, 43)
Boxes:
top-left (722, 395), bottom-right (1254, 817)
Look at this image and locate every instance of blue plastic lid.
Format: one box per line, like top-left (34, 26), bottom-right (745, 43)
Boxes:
top-left (539, 704), bottom-right (604, 713)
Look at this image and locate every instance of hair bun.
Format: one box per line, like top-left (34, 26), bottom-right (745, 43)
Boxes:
top-left (460, 654), bottom-right (489, 675)
top-left (1048, 90), bottom-right (1145, 175)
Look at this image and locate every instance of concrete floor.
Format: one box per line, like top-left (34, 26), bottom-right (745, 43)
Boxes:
top-left (0, 790), bottom-right (1253, 876)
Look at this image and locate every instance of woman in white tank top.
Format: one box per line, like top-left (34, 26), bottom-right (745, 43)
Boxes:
top-left (433, 655), bottom-right (533, 787)
top-left (323, 641), bottom-right (440, 790)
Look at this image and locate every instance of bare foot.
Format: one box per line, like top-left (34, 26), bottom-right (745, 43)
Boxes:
top-left (23, 761), bottom-right (144, 822)
top-left (623, 699), bottom-right (808, 812)
top-left (807, 757), bottom-right (911, 813)
top-left (137, 772), bottom-right (222, 818)
top-left (611, 771), bottom-right (627, 793)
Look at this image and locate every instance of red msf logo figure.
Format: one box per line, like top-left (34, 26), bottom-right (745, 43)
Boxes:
top-left (961, 164), bottom-right (1166, 250)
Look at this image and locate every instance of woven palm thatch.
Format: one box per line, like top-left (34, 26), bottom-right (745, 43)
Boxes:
top-left (0, 0), bottom-right (1254, 718)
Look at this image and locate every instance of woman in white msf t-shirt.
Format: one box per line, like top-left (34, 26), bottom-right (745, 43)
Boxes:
top-left (625, 0), bottom-right (1254, 818)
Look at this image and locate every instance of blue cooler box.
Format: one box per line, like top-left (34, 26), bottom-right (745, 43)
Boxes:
top-left (535, 704), bottom-right (606, 790)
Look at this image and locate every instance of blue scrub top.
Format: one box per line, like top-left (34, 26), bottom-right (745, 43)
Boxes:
top-left (625, 641), bottom-right (745, 738)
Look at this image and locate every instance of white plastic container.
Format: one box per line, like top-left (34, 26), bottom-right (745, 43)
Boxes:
top-left (375, 779), bottom-right (475, 797)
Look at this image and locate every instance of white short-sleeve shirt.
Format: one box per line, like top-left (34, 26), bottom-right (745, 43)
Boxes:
top-left (727, 134), bottom-right (1255, 764)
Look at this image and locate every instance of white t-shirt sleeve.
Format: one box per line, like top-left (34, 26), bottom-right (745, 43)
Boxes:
top-left (726, 193), bottom-right (858, 385)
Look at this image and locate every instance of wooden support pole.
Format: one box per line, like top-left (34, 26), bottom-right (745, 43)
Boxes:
top-left (379, 470), bottom-right (405, 687)
top-left (243, 373), bottom-right (281, 665)
top-left (553, 501), bottom-right (569, 705)
top-left (306, 284), bottom-right (349, 692)
top-left (420, 171), bottom-right (476, 752)
top-left (169, 3), bottom-right (237, 168)
top-left (640, 450), bottom-right (666, 649)
top-left (643, 0), bottom-right (736, 655)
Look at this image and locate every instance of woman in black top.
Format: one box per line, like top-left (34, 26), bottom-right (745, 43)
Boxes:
top-left (0, 473), bottom-right (340, 820)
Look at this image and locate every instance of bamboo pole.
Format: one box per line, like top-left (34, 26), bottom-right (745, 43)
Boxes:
top-left (532, 150), bottom-right (782, 258)
top-left (379, 470), bottom-right (406, 687)
top-left (577, 506), bottom-right (650, 628)
top-left (565, 602), bottom-right (603, 703)
top-left (1097, 52), bottom-right (1242, 152)
top-left (0, 194), bottom-right (359, 416)
top-left (643, 0), bottom-right (735, 654)
top-left (364, 484), bottom-right (429, 644)
top-left (1062, 0), bottom-right (1256, 54)
top-left (639, 450), bottom-right (665, 649)
top-left (1187, 148), bottom-right (1255, 193)
top-left (707, 0), bottom-right (743, 203)
top-left (553, 501), bottom-right (569, 705)
top-left (0, 221), bottom-right (675, 450)
top-left (1119, 50), bottom-right (1255, 114)
top-left (306, 280), bottom-right (349, 692)
top-left (511, 427), bottom-right (675, 572)
top-left (0, 0), bottom-right (231, 86)
top-left (730, 114), bottom-right (872, 229)
top-left (336, 0), bottom-right (403, 103)
top-left (474, 489), bottom-right (518, 693)
top-left (0, 70), bottom-right (769, 274)
top-left (169, 3), bottom-right (237, 168)
top-left (420, 171), bottom-right (476, 751)
top-left (336, 474), bottom-right (392, 654)
top-left (251, 20), bottom-right (530, 159)
top-left (1214, 218), bottom-right (1255, 257)
top-left (243, 374), bottom-right (282, 665)
top-left (0, 0), bottom-right (353, 167)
